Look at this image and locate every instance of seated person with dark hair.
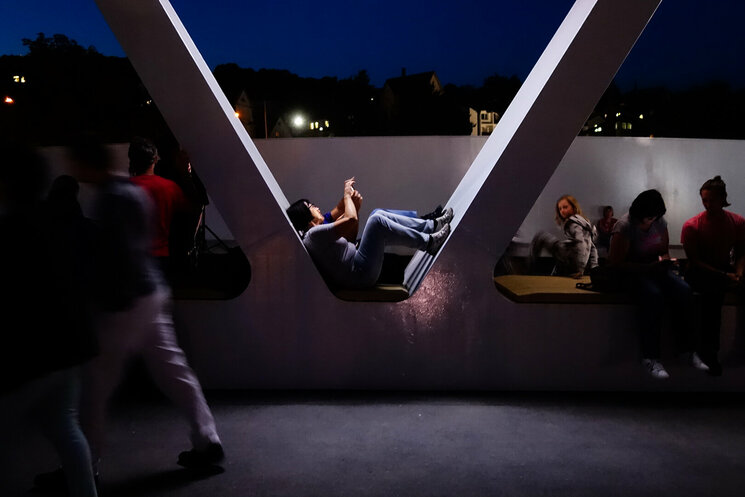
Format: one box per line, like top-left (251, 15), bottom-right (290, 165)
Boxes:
top-left (287, 177), bottom-right (452, 289)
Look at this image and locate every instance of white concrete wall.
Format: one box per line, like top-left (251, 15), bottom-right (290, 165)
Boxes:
top-left (245, 136), bottom-right (745, 247)
top-left (39, 136), bottom-right (745, 391)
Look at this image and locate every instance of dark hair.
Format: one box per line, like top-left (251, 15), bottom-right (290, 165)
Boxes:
top-left (629, 189), bottom-right (666, 222)
top-left (700, 175), bottom-right (730, 207)
top-left (603, 205), bottom-right (614, 217)
top-left (128, 136), bottom-right (159, 176)
top-left (47, 174), bottom-right (82, 217)
top-left (287, 198), bottom-right (313, 234)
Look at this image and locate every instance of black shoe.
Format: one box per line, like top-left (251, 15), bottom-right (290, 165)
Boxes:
top-left (421, 205), bottom-right (443, 221)
top-left (177, 442), bottom-right (225, 468)
top-left (33, 467), bottom-right (66, 491)
top-left (33, 467), bottom-right (99, 491)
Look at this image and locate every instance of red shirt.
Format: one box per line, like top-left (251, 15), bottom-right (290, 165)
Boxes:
top-left (131, 174), bottom-right (187, 257)
top-left (681, 210), bottom-right (745, 271)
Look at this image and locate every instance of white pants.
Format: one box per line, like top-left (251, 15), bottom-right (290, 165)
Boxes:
top-left (82, 286), bottom-right (219, 459)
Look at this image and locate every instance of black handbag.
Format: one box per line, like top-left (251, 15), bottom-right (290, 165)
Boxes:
top-left (576, 265), bottom-right (623, 293)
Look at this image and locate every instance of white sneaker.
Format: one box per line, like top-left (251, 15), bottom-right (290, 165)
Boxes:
top-left (641, 358), bottom-right (670, 380)
top-left (690, 352), bottom-right (710, 371)
top-left (677, 351), bottom-right (709, 371)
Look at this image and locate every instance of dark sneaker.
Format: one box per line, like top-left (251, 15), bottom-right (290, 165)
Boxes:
top-left (34, 467), bottom-right (99, 491)
top-left (426, 224), bottom-right (451, 255)
top-left (33, 467), bottom-right (65, 491)
top-left (434, 207), bottom-right (454, 231)
top-left (177, 442), bottom-right (225, 468)
top-left (421, 205), bottom-right (443, 221)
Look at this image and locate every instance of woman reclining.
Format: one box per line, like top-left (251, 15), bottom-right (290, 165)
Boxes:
top-left (287, 177), bottom-right (452, 289)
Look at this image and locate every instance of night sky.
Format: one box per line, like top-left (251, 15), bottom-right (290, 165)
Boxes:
top-left (2, 0), bottom-right (744, 91)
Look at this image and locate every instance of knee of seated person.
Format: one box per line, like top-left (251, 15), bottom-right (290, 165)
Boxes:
top-left (368, 211), bottom-right (387, 227)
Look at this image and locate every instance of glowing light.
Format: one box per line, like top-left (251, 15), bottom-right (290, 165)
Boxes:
top-left (615, 112), bottom-right (621, 117)
top-left (594, 126), bottom-right (602, 133)
top-left (292, 115), bottom-right (305, 127)
top-left (639, 114), bottom-right (644, 119)
top-left (324, 120), bottom-right (329, 127)
top-left (234, 112), bottom-right (240, 118)
top-left (4, 96), bottom-right (14, 104)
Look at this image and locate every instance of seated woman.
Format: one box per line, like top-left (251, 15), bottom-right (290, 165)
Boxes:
top-left (608, 189), bottom-right (707, 380)
top-left (596, 205), bottom-right (618, 250)
top-left (287, 177), bottom-right (452, 289)
top-left (529, 194), bottom-right (598, 278)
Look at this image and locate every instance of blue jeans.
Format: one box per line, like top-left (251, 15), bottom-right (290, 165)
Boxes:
top-left (373, 208), bottom-right (418, 218)
top-left (625, 268), bottom-right (694, 359)
top-left (1, 367), bottom-right (98, 497)
top-left (351, 210), bottom-right (435, 287)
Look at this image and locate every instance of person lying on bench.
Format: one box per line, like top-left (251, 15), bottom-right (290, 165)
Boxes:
top-left (287, 177), bottom-right (452, 289)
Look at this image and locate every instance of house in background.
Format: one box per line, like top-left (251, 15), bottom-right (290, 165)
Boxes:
top-left (233, 90), bottom-right (256, 137)
top-left (381, 69), bottom-right (448, 135)
top-left (469, 108), bottom-right (501, 136)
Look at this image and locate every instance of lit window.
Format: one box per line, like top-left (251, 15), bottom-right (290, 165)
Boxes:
top-left (638, 114), bottom-right (644, 120)
top-left (4, 96), bottom-right (14, 104)
top-left (324, 120), bottom-right (329, 127)
top-left (594, 127), bottom-right (602, 133)
top-left (628, 123), bottom-right (632, 130)
top-left (615, 112), bottom-right (621, 117)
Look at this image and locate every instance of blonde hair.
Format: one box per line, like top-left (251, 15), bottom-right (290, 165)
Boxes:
top-left (554, 194), bottom-right (586, 225)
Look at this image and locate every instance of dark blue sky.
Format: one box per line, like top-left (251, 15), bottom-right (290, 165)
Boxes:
top-left (3, 0), bottom-right (744, 90)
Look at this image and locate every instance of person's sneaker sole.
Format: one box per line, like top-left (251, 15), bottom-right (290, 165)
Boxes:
top-left (177, 442), bottom-right (225, 468)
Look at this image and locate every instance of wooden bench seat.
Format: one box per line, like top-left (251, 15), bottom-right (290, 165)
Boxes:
top-left (333, 284), bottom-right (410, 302)
top-left (494, 274), bottom-right (741, 305)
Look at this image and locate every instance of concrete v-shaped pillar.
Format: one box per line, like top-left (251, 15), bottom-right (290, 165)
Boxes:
top-left (92, 0), bottom-right (662, 388)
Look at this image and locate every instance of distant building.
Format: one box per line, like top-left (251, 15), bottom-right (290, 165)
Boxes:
top-left (381, 69), bottom-right (445, 134)
top-left (233, 90), bottom-right (256, 137)
top-left (469, 108), bottom-right (500, 136)
top-left (580, 109), bottom-right (645, 137)
top-left (270, 116), bottom-right (292, 138)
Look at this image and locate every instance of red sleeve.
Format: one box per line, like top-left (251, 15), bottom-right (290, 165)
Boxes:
top-left (733, 213), bottom-right (745, 255)
top-left (680, 218), bottom-right (697, 246)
